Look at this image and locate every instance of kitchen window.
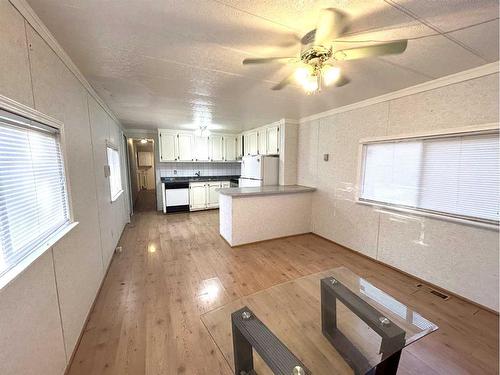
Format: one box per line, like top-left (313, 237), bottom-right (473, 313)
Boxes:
top-left (0, 108), bottom-right (73, 288)
top-left (107, 144), bottom-right (123, 202)
top-left (358, 127), bottom-right (499, 226)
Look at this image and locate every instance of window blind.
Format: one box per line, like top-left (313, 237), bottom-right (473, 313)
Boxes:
top-left (360, 131), bottom-right (499, 224)
top-left (0, 110), bottom-right (70, 279)
top-left (107, 146), bottom-right (122, 201)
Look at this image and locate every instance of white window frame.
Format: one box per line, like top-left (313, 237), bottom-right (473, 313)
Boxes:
top-left (0, 94), bottom-right (77, 289)
top-left (356, 123), bottom-right (499, 230)
top-left (106, 141), bottom-right (123, 202)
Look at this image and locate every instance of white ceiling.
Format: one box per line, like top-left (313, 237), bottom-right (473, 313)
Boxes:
top-left (27, 0), bottom-right (499, 132)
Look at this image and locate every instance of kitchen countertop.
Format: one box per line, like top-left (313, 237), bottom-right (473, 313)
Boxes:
top-left (218, 185), bottom-right (316, 197)
top-left (161, 175), bottom-right (240, 183)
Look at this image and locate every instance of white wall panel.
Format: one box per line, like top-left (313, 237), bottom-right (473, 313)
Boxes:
top-left (312, 104), bottom-right (388, 259)
top-left (0, 1), bottom-right (33, 106)
top-left (0, 3), bottom-right (130, 373)
top-left (298, 73), bottom-right (500, 311)
top-left (26, 25), bottom-right (104, 356)
top-left (0, 251), bottom-right (66, 375)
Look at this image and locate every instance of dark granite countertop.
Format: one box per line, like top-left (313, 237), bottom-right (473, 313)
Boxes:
top-left (161, 175), bottom-right (240, 183)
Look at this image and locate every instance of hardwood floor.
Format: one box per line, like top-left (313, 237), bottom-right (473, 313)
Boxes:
top-left (67, 208), bottom-right (499, 375)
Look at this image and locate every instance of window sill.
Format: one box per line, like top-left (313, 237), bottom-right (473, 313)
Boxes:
top-left (111, 189), bottom-right (124, 203)
top-left (356, 199), bottom-right (499, 231)
top-left (0, 221), bottom-right (79, 290)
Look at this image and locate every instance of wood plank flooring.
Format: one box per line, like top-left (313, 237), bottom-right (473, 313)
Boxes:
top-left (67, 204), bottom-right (499, 375)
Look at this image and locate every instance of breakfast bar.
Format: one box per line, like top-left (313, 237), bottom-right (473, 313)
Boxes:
top-left (218, 185), bottom-right (316, 246)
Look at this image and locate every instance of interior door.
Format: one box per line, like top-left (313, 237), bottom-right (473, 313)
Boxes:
top-left (266, 126), bottom-right (279, 155)
top-left (177, 132), bottom-right (194, 161)
top-left (210, 135), bottom-right (224, 161)
top-left (159, 131), bottom-right (176, 161)
top-left (194, 135), bottom-right (210, 161)
top-left (189, 182), bottom-right (206, 210)
top-left (224, 136), bottom-right (237, 161)
top-left (207, 182), bottom-right (221, 208)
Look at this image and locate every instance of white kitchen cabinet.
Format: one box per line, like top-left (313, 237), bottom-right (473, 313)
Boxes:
top-left (159, 130), bottom-right (177, 161)
top-left (194, 135), bottom-right (210, 161)
top-left (189, 182), bottom-right (207, 211)
top-left (189, 180), bottom-right (230, 211)
top-left (210, 134), bottom-right (224, 161)
top-left (237, 134), bottom-right (243, 158)
top-left (258, 128), bottom-right (267, 155)
top-left (207, 182), bottom-right (221, 208)
top-left (245, 131), bottom-right (258, 156)
top-left (224, 135), bottom-right (237, 161)
top-left (266, 125), bottom-right (280, 155)
top-left (177, 132), bottom-right (194, 161)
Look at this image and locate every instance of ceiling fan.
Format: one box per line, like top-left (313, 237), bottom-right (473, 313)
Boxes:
top-left (242, 8), bottom-right (408, 93)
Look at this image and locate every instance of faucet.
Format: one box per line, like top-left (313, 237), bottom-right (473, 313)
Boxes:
top-left (195, 170), bottom-right (201, 177)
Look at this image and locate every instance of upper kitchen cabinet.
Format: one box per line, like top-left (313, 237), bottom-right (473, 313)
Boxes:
top-left (258, 128), bottom-right (267, 155)
top-left (177, 132), bottom-right (194, 161)
top-left (244, 130), bottom-right (258, 156)
top-left (224, 135), bottom-right (237, 161)
top-left (237, 134), bottom-right (243, 158)
top-left (159, 130), bottom-right (177, 161)
top-left (266, 125), bottom-right (280, 155)
top-left (194, 135), bottom-right (209, 161)
top-left (209, 134), bottom-right (224, 161)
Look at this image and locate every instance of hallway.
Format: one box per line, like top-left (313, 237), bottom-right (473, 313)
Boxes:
top-left (134, 189), bottom-right (157, 212)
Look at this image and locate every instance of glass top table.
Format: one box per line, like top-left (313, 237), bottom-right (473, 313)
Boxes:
top-left (201, 267), bottom-right (438, 375)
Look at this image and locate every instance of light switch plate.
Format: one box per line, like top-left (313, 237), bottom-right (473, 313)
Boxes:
top-left (323, 154), bottom-right (329, 161)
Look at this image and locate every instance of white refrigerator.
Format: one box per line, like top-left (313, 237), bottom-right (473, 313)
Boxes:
top-left (239, 155), bottom-right (279, 187)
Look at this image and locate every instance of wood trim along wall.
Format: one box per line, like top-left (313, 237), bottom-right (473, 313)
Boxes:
top-left (8, 0), bottom-right (123, 129)
top-left (300, 62), bottom-right (500, 123)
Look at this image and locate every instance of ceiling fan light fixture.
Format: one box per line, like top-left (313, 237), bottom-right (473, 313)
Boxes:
top-left (294, 66), bottom-right (312, 85)
top-left (303, 74), bottom-right (319, 93)
top-left (323, 65), bottom-right (341, 86)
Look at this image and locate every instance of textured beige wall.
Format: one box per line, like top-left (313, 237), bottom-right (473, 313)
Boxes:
top-left (225, 193), bottom-right (313, 246)
top-left (297, 73), bottom-right (500, 311)
top-left (0, 1), bottom-right (130, 373)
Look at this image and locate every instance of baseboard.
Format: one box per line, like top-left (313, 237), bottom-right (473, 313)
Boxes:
top-left (312, 233), bottom-right (499, 315)
top-left (224, 232), bottom-right (314, 248)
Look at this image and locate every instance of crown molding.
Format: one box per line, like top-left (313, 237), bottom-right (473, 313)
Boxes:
top-left (300, 62), bottom-right (500, 123)
top-left (9, 0), bottom-right (122, 129)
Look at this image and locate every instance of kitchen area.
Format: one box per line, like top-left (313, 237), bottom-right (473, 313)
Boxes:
top-left (158, 119), bottom-right (300, 212)
top-left (156, 119), bottom-right (314, 247)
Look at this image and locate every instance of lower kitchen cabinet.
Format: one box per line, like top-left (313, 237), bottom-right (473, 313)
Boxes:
top-left (189, 182), bottom-right (207, 210)
top-left (207, 182), bottom-right (221, 208)
top-left (189, 180), bottom-right (230, 211)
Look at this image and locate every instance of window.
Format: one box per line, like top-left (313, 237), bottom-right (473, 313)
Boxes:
top-left (359, 129), bottom-right (499, 225)
top-left (107, 145), bottom-right (122, 201)
top-left (0, 109), bottom-right (71, 282)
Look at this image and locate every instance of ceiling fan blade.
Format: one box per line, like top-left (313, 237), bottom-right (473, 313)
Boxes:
top-left (334, 74), bottom-right (350, 87)
top-left (334, 40), bottom-right (408, 61)
top-left (272, 75), bottom-right (294, 90)
top-left (242, 57), bottom-right (295, 65)
top-left (314, 8), bottom-right (349, 46)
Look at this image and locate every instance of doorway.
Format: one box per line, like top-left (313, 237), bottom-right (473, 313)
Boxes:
top-left (127, 138), bottom-right (157, 212)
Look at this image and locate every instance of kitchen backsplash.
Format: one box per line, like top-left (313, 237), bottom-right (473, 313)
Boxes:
top-left (158, 162), bottom-right (241, 177)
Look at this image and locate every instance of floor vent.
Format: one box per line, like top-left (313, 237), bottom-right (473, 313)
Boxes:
top-left (430, 289), bottom-right (450, 300)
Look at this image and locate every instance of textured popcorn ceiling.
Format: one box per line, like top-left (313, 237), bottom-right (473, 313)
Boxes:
top-left (27, 0), bottom-right (499, 131)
